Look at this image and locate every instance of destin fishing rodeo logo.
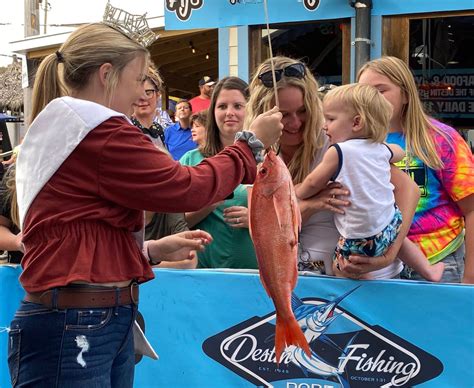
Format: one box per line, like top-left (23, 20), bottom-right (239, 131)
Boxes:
top-left (203, 287), bottom-right (443, 387)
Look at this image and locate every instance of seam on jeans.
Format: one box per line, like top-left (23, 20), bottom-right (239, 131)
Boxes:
top-left (55, 311), bottom-right (67, 388)
top-left (9, 328), bottom-right (21, 387)
top-left (16, 306), bottom-right (55, 317)
top-left (116, 306), bottom-right (137, 355)
top-left (65, 308), bottom-right (112, 331)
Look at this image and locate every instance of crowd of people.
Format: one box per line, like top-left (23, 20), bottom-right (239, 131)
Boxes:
top-left (1, 12), bottom-right (472, 388)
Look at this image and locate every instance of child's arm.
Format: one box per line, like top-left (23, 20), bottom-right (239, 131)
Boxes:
top-left (398, 237), bottom-right (427, 270)
top-left (295, 146), bottom-right (339, 200)
top-left (398, 237), bottom-right (445, 282)
top-left (385, 143), bottom-right (405, 163)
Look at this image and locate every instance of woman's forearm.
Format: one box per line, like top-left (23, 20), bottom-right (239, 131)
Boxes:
top-left (185, 203), bottom-right (220, 228)
top-left (0, 225), bottom-right (22, 252)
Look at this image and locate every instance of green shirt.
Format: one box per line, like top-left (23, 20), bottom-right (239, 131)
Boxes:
top-left (180, 149), bottom-right (258, 269)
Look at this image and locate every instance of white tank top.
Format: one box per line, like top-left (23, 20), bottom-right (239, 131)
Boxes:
top-left (333, 139), bottom-right (395, 239)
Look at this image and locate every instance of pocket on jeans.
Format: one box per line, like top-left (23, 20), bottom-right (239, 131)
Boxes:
top-left (66, 308), bottom-right (112, 330)
top-left (8, 326), bottom-right (21, 387)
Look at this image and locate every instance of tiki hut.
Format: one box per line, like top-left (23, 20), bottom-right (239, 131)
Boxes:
top-left (0, 57), bottom-right (23, 114)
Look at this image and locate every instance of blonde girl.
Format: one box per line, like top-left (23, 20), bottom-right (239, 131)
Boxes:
top-left (358, 56), bottom-right (474, 283)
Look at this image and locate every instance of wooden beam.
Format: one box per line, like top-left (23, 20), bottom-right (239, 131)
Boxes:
top-left (341, 21), bottom-right (351, 85)
top-left (249, 26), bottom-right (263, 78)
top-left (382, 16), bottom-right (409, 62)
top-left (27, 47), bottom-right (56, 59)
top-left (150, 31), bottom-right (217, 57)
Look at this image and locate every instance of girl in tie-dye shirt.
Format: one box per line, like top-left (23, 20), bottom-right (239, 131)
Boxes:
top-left (358, 56), bottom-right (474, 284)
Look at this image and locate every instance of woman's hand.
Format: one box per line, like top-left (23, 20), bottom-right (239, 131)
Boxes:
top-left (223, 206), bottom-right (249, 228)
top-left (249, 106), bottom-right (283, 149)
top-left (333, 252), bottom-right (393, 279)
top-left (147, 230), bottom-right (213, 263)
top-left (299, 182), bottom-right (350, 223)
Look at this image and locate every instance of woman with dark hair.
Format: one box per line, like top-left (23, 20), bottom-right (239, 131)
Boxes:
top-left (131, 64), bottom-right (167, 149)
top-left (180, 76), bottom-right (258, 269)
top-left (190, 110), bottom-right (208, 147)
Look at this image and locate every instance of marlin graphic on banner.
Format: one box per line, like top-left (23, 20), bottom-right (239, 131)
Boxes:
top-left (203, 287), bottom-right (443, 387)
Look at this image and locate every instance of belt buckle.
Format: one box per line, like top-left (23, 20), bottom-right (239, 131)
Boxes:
top-left (130, 282), bottom-right (139, 305)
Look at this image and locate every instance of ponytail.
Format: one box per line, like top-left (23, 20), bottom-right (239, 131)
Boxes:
top-left (30, 53), bottom-right (64, 123)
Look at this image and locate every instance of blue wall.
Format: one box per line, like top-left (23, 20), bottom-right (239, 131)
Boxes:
top-left (1, 266), bottom-right (473, 387)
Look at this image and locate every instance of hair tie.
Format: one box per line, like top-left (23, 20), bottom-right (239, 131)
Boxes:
top-left (55, 51), bottom-right (64, 63)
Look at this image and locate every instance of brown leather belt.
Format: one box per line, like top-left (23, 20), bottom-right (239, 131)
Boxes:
top-left (24, 283), bottom-right (139, 309)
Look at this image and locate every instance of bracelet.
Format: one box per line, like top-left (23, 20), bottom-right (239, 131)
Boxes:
top-left (234, 131), bottom-right (265, 163)
top-left (143, 241), bottom-right (161, 265)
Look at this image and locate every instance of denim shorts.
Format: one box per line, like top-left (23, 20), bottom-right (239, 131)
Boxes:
top-left (8, 301), bottom-right (137, 388)
top-left (335, 206), bottom-right (402, 260)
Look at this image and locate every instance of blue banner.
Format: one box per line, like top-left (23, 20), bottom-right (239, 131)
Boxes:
top-left (1, 266), bottom-right (473, 387)
top-left (164, 0), bottom-right (474, 30)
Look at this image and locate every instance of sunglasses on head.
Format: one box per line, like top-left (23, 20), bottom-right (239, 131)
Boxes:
top-left (258, 63), bottom-right (306, 88)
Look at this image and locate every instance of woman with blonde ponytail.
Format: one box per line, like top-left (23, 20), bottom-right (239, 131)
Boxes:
top-left (358, 56), bottom-right (474, 284)
top-left (9, 16), bottom-right (283, 387)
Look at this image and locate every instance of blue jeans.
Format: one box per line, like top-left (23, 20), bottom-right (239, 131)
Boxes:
top-left (401, 243), bottom-right (465, 283)
top-left (8, 301), bottom-right (137, 388)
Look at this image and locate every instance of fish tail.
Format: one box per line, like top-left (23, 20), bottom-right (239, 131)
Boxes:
top-left (275, 314), bottom-right (311, 364)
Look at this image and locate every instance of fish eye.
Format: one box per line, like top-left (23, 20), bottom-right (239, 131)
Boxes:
top-left (260, 167), bottom-right (267, 175)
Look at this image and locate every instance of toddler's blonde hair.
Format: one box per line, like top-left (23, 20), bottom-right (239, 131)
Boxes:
top-left (324, 83), bottom-right (392, 143)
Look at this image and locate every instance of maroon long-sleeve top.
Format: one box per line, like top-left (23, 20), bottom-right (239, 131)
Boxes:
top-left (21, 117), bottom-right (256, 292)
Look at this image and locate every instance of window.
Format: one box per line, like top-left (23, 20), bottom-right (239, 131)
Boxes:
top-left (409, 16), bottom-right (474, 129)
top-left (250, 20), bottom-right (351, 86)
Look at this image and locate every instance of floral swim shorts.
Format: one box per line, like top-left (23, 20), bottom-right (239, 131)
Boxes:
top-left (334, 206), bottom-right (402, 261)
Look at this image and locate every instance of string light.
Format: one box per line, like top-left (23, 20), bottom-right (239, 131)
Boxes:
top-left (205, 53), bottom-right (210, 60)
top-left (189, 41), bottom-right (196, 54)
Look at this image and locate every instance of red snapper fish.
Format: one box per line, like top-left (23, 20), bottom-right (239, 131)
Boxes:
top-left (248, 150), bottom-right (311, 363)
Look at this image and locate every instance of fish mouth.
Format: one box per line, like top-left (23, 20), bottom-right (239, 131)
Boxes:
top-left (264, 149), bottom-right (277, 162)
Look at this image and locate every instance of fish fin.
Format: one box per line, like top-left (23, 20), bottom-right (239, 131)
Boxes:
top-left (275, 314), bottom-right (311, 365)
top-left (290, 182), bottom-right (302, 246)
top-left (272, 195), bottom-right (285, 231)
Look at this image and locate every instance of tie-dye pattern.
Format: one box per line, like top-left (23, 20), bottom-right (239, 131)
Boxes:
top-left (387, 120), bottom-right (474, 263)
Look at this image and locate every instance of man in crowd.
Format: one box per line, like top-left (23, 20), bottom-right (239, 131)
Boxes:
top-left (189, 76), bottom-right (215, 113)
top-left (164, 99), bottom-right (196, 160)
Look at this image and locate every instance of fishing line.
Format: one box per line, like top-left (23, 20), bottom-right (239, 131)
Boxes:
top-left (263, 0), bottom-right (279, 107)
top-left (262, 0), bottom-right (282, 156)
